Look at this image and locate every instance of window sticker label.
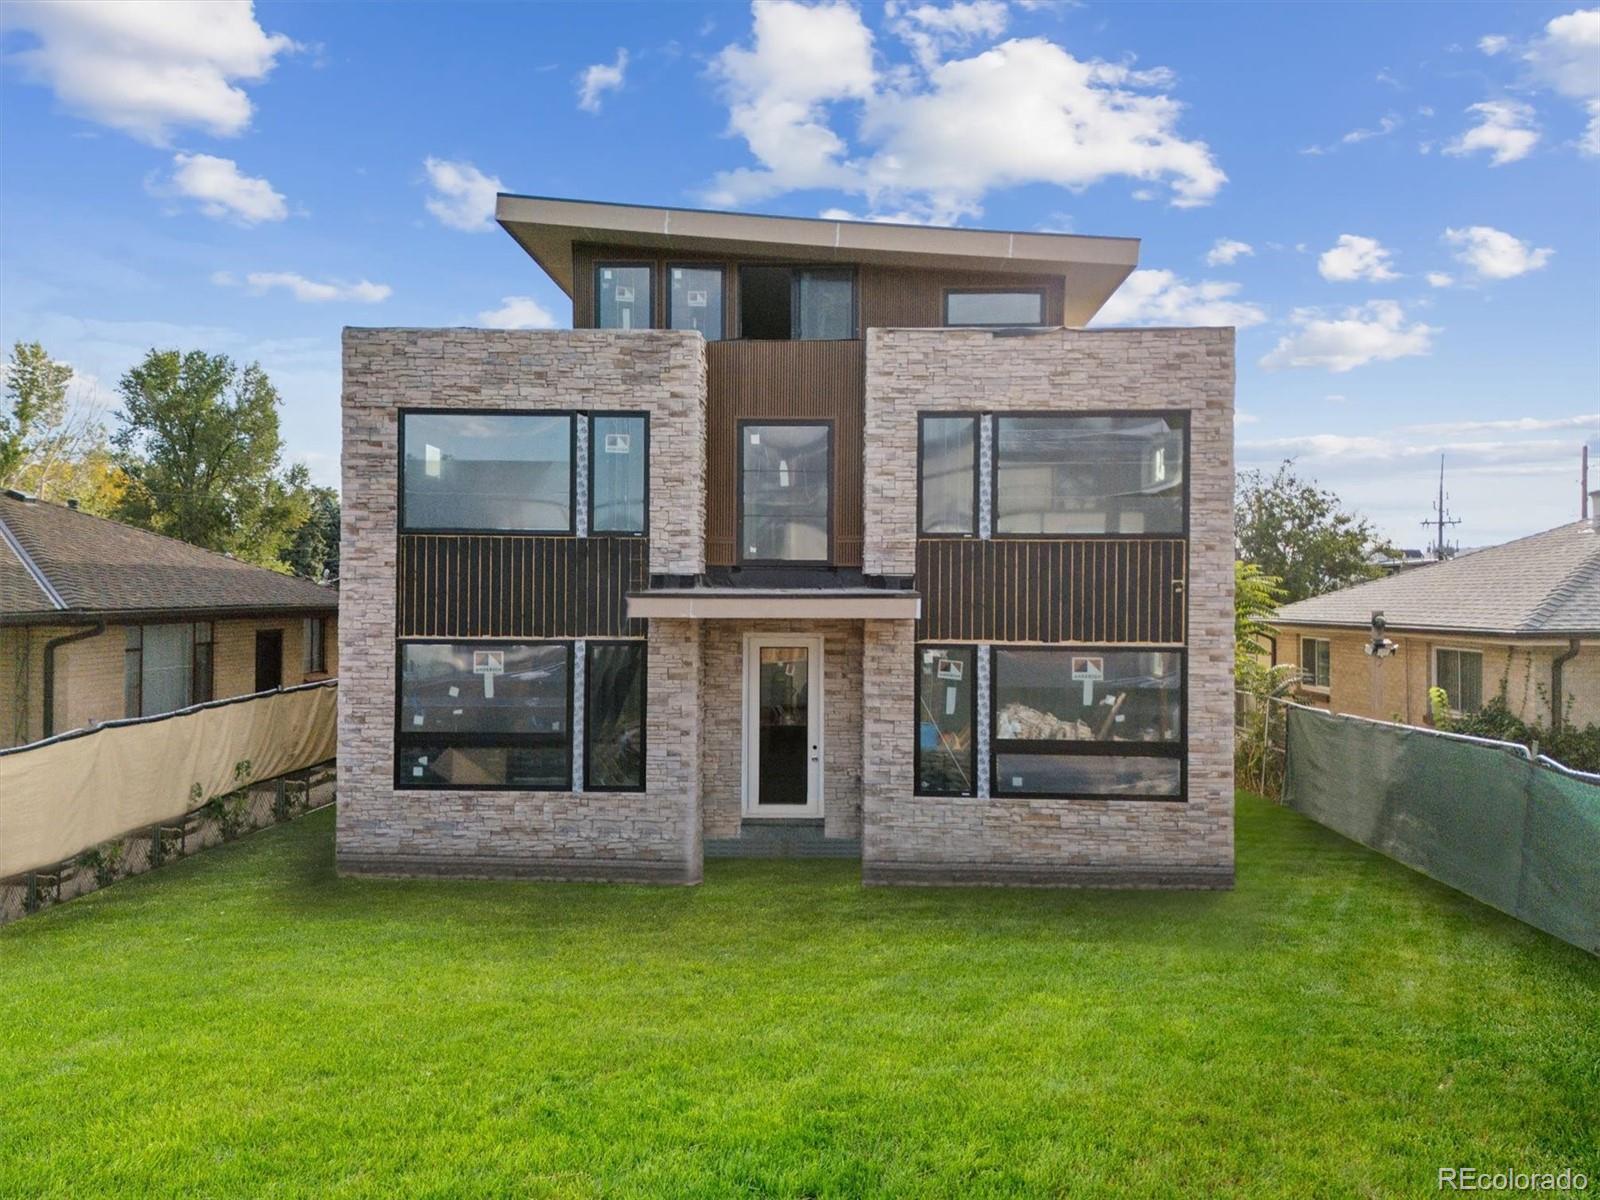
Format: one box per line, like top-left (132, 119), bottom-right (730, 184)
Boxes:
top-left (424, 443), bottom-right (441, 478)
top-left (1071, 655), bottom-right (1104, 705)
top-left (936, 657), bottom-right (964, 681)
top-left (686, 290), bottom-right (707, 307)
top-left (614, 286), bottom-right (634, 303)
top-left (604, 432), bottom-right (631, 454)
top-left (473, 649), bottom-right (504, 699)
top-left (945, 685), bottom-right (958, 715)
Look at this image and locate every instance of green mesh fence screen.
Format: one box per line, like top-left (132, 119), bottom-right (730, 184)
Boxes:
top-left (1284, 705), bottom-right (1600, 955)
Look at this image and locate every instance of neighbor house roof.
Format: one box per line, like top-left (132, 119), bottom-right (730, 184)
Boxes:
top-left (0, 490), bottom-right (337, 625)
top-left (495, 194), bottom-right (1141, 327)
top-left (1273, 519), bottom-right (1600, 638)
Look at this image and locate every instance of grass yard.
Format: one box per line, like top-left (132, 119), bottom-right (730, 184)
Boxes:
top-left (1, 793), bottom-right (1595, 1198)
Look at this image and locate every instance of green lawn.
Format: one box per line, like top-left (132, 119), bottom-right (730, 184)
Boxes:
top-left (1, 794), bottom-right (1595, 1199)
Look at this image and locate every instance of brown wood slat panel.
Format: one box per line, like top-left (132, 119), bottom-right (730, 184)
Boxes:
top-left (915, 538), bottom-right (1187, 645)
top-left (857, 264), bottom-right (1067, 329)
top-left (397, 534), bottom-right (646, 640)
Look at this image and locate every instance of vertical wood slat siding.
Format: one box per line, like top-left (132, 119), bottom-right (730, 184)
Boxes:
top-left (915, 538), bottom-right (1187, 644)
top-left (397, 535), bottom-right (646, 639)
top-left (705, 339), bottom-right (866, 567)
top-left (857, 265), bottom-right (1067, 330)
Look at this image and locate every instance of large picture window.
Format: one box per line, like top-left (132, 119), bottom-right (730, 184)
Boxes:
top-left (124, 622), bottom-right (213, 718)
top-left (402, 412), bottom-right (573, 532)
top-left (590, 414), bottom-right (648, 534)
top-left (992, 648), bottom-right (1183, 799)
top-left (916, 645), bottom-right (975, 796)
top-left (919, 415), bottom-right (977, 535)
top-left (1434, 647), bottom-right (1483, 715)
top-left (596, 264), bottom-right (652, 330)
top-left (944, 290), bottom-right (1045, 327)
top-left (740, 422), bottom-right (831, 562)
top-left (739, 266), bottom-right (856, 341)
top-left (994, 414), bottom-right (1185, 535)
top-left (586, 641), bottom-right (645, 791)
top-left (396, 641), bottom-right (570, 789)
top-left (669, 266), bottom-right (723, 340)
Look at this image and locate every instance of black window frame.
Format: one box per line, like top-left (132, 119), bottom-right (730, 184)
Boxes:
top-left (397, 407), bottom-right (579, 536)
top-left (989, 645), bottom-right (1187, 803)
top-left (392, 638), bottom-right (575, 792)
top-left (666, 262), bottom-right (727, 340)
top-left (1300, 636), bottom-right (1331, 690)
top-left (303, 616), bottom-right (327, 674)
top-left (914, 643), bottom-right (977, 797)
top-left (123, 621), bottom-right (213, 717)
top-left (942, 287), bottom-right (1048, 328)
top-left (587, 411), bottom-right (651, 537)
top-left (916, 412), bottom-right (982, 538)
top-left (593, 261), bottom-right (656, 330)
top-left (583, 638), bottom-right (648, 794)
top-left (990, 409), bottom-right (1190, 541)
top-left (736, 263), bottom-right (859, 341)
top-left (735, 417), bottom-right (835, 566)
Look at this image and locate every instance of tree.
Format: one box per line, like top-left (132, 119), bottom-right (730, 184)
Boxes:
top-left (0, 341), bottom-right (112, 500)
top-left (281, 485), bottom-right (340, 581)
top-left (1234, 560), bottom-right (1283, 669)
top-left (1235, 460), bottom-right (1395, 603)
top-left (112, 350), bottom-right (312, 570)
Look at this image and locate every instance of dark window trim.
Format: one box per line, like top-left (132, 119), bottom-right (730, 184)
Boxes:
top-left (124, 627), bottom-right (141, 718)
top-left (124, 620), bottom-right (212, 717)
top-left (913, 643), bottom-right (977, 798)
top-left (583, 638), bottom-right (648, 794)
top-left (393, 637), bottom-right (575, 792)
top-left (736, 417), bottom-right (836, 567)
top-left (666, 262), bottom-right (728, 340)
top-left (942, 287), bottom-right (1048, 328)
top-left (989, 409), bottom-right (1191, 541)
top-left (593, 260), bottom-right (656, 330)
top-left (303, 616), bottom-right (327, 674)
top-left (587, 411), bottom-right (651, 537)
top-left (989, 644), bottom-right (1188, 803)
top-left (916, 411), bottom-right (982, 539)
top-left (735, 263), bottom-right (860, 341)
top-left (192, 620), bottom-right (214, 704)
top-left (397, 407), bottom-right (579, 536)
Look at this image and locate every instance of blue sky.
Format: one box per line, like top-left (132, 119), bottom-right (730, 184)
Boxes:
top-left (2, 1), bottom-right (1596, 546)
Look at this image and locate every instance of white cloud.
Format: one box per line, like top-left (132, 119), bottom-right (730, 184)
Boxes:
top-left (1259, 300), bottom-right (1436, 373)
top-left (1478, 34), bottom-right (1510, 55)
top-left (1444, 225), bottom-right (1553, 279)
top-left (1204, 238), bottom-right (1253, 266)
top-left (577, 49), bottom-right (628, 113)
top-left (1398, 413), bottom-right (1600, 436)
top-left (422, 157), bottom-right (502, 232)
top-left (0, 0), bottom-right (296, 144)
top-left (1425, 271), bottom-right (1454, 288)
top-left (477, 296), bottom-right (559, 329)
top-left (225, 271), bottom-right (391, 303)
top-left (1444, 99), bottom-right (1540, 165)
top-left (161, 152), bottom-right (286, 224)
top-left (1301, 113), bottom-right (1401, 155)
top-left (888, 0), bottom-right (1009, 70)
top-left (1092, 269), bottom-right (1266, 328)
top-left (1317, 234), bottom-right (1399, 282)
top-left (706, 2), bottom-right (1225, 222)
top-left (1523, 8), bottom-right (1600, 154)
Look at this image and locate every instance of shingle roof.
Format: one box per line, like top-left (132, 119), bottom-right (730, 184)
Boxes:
top-left (0, 491), bottom-right (337, 623)
top-left (1274, 519), bottom-right (1600, 637)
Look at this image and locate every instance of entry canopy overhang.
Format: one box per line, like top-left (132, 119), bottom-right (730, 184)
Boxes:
top-left (627, 589), bottom-right (921, 622)
top-left (496, 194), bottom-right (1141, 327)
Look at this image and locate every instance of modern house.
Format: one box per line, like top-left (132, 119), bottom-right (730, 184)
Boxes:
top-left (0, 490), bottom-right (338, 748)
top-left (338, 196), bottom-right (1235, 887)
top-left (1272, 515), bottom-right (1599, 728)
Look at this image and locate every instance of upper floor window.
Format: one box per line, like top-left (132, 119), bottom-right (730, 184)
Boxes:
top-left (596, 264), bottom-right (652, 330)
top-left (125, 622), bottom-right (213, 718)
top-left (669, 266), bottom-right (724, 340)
top-left (402, 412), bottom-right (573, 532)
top-left (945, 290), bottom-right (1045, 327)
top-left (741, 422), bottom-right (831, 562)
top-left (919, 415), bottom-right (977, 535)
top-left (994, 414), bottom-right (1185, 535)
top-left (1300, 637), bottom-right (1331, 690)
top-left (590, 414), bottom-right (647, 534)
top-left (739, 266), bottom-right (855, 341)
top-left (1435, 647), bottom-right (1483, 714)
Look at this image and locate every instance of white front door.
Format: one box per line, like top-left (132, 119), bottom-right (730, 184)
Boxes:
top-left (742, 634), bottom-right (824, 817)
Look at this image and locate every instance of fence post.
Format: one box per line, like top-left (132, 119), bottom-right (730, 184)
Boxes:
top-left (273, 778), bottom-right (289, 822)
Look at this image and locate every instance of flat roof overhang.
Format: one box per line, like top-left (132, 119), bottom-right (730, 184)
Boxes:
top-left (626, 589), bottom-right (921, 621)
top-left (496, 194), bottom-right (1140, 327)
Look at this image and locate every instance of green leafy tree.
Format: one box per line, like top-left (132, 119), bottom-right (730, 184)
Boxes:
top-left (1, 341), bottom-right (78, 488)
top-left (112, 350), bottom-right (312, 570)
top-left (1235, 561), bottom-right (1283, 667)
top-left (1235, 460), bottom-right (1396, 603)
top-left (281, 485), bottom-right (340, 581)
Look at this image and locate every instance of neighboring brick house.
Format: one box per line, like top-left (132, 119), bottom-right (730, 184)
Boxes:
top-left (1272, 517), bottom-right (1600, 729)
top-left (0, 490), bottom-right (338, 748)
top-left (339, 196), bottom-right (1235, 887)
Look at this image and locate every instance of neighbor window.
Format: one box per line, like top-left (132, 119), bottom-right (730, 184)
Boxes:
top-left (1300, 637), bottom-right (1331, 690)
top-left (669, 266), bottom-right (723, 340)
top-left (739, 266), bottom-right (855, 341)
top-left (992, 648), bottom-right (1183, 799)
top-left (586, 641), bottom-right (645, 791)
top-left (596, 264), bottom-right (652, 330)
top-left (303, 617), bottom-right (327, 674)
top-left (1435, 648), bottom-right (1483, 714)
top-left (402, 412), bottom-right (572, 532)
top-left (740, 422), bottom-right (831, 562)
top-left (396, 642), bottom-right (570, 789)
top-left (919, 415), bottom-right (977, 535)
top-left (994, 414), bottom-right (1185, 535)
top-left (590, 414), bottom-right (648, 534)
top-left (916, 645), bottom-right (975, 796)
top-left (944, 290), bottom-right (1045, 327)
top-left (124, 622), bottom-right (213, 718)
